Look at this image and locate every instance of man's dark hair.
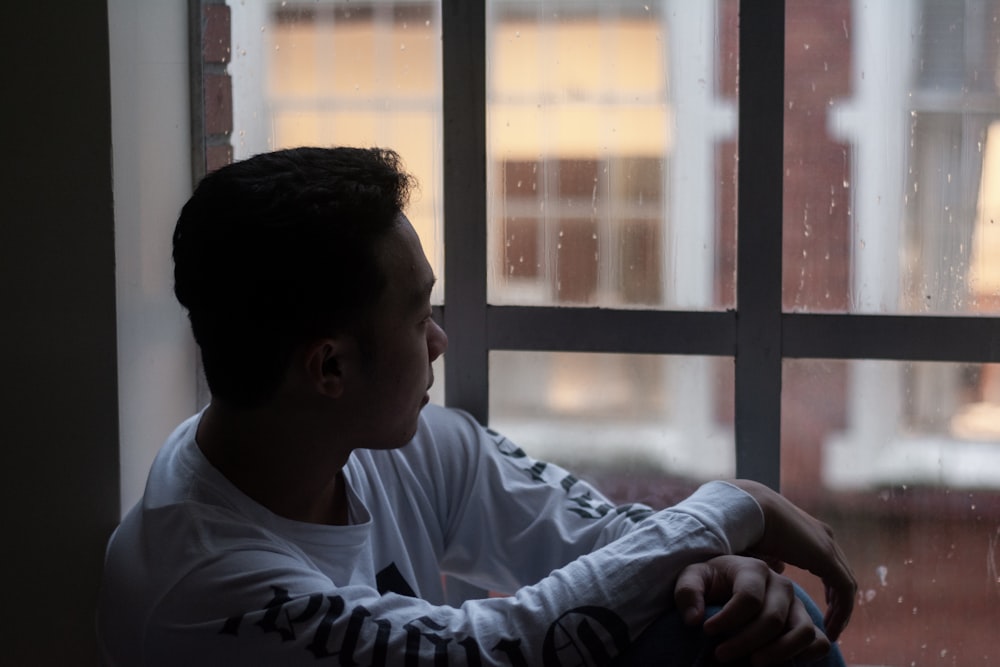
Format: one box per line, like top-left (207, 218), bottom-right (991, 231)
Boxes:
top-left (173, 146), bottom-right (414, 408)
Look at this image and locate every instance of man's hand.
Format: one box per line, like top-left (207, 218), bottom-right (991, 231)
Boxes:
top-left (728, 479), bottom-right (857, 641)
top-left (675, 555), bottom-right (831, 666)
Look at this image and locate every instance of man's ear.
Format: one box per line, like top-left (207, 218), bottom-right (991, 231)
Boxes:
top-left (304, 338), bottom-right (350, 399)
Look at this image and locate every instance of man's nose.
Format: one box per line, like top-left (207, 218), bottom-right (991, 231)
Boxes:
top-left (427, 319), bottom-right (448, 361)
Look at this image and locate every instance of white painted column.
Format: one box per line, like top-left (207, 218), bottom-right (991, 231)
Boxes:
top-left (662, 0), bottom-right (737, 478)
top-left (825, 0), bottom-right (915, 487)
top-left (230, 0), bottom-right (274, 159)
top-left (108, 0), bottom-right (199, 513)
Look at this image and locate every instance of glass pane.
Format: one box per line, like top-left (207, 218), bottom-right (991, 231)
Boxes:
top-left (229, 0), bottom-right (444, 301)
top-left (428, 355), bottom-right (445, 406)
top-left (782, 358), bottom-right (1000, 665)
top-left (489, 352), bottom-right (735, 498)
top-left (486, 1), bottom-right (738, 309)
top-left (785, 0), bottom-right (1000, 314)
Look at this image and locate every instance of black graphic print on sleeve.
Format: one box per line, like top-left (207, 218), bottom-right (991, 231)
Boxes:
top-left (219, 584), bottom-right (631, 666)
top-left (488, 429), bottom-right (652, 524)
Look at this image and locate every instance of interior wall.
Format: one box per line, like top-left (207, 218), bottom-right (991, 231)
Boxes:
top-left (108, 0), bottom-right (197, 516)
top-left (2, 0), bottom-right (120, 663)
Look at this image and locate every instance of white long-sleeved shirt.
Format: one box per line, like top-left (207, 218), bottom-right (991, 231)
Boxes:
top-left (97, 404), bottom-right (764, 665)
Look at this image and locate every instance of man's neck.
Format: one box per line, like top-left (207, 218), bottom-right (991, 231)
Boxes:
top-left (196, 401), bottom-right (352, 525)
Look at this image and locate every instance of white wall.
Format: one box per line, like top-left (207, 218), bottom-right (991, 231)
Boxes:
top-left (108, 0), bottom-right (200, 514)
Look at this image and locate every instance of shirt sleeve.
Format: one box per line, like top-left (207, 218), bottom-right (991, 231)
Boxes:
top-left (413, 406), bottom-right (762, 593)
top-left (141, 481), bottom-right (763, 667)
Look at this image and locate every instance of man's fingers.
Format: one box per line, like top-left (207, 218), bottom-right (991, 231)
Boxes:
top-left (745, 552), bottom-right (786, 574)
top-left (673, 563), bottom-right (711, 626)
top-left (735, 599), bottom-right (831, 667)
top-left (700, 559), bottom-right (769, 638)
top-left (709, 569), bottom-right (793, 660)
top-left (816, 533), bottom-right (856, 642)
top-left (675, 555), bottom-right (835, 666)
top-left (823, 583), bottom-right (854, 642)
top-left (675, 556), bottom-right (769, 631)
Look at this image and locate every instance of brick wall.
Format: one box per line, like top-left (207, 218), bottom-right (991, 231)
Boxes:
top-left (200, 0), bottom-right (233, 175)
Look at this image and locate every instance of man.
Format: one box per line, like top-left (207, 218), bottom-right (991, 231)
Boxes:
top-left (98, 147), bottom-right (856, 665)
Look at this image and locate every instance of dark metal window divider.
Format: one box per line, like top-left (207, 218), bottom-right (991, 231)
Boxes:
top-left (202, 0), bottom-right (1000, 494)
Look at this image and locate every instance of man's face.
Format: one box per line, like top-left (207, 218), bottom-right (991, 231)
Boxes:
top-left (347, 215), bottom-right (447, 448)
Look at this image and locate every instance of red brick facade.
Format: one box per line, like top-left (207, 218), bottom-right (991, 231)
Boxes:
top-left (201, 1), bottom-right (233, 174)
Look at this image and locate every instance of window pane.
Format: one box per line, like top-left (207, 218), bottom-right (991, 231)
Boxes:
top-left (489, 351), bottom-right (735, 489)
top-left (782, 358), bottom-right (1000, 665)
top-left (229, 0), bottom-right (444, 301)
top-left (486, 1), bottom-right (738, 309)
top-left (785, 0), bottom-right (1000, 314)
top-left (428, 355), bottom-right (445, 406)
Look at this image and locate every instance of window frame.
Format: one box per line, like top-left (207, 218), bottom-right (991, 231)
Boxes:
top-left (438, 0), bottom-right (1000, 491)
top-left (205, 0), bottom-right (1000, 491)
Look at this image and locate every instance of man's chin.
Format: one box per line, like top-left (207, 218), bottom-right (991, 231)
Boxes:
top-left (365, 417), bottom-right (422, 451)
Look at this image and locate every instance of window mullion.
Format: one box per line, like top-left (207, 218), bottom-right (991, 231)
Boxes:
top-left (783, 313), bottom-right (1000, 362)
top-left (441, 0), bottom-right (489, 423)
top-left (488, 306), bottom-right (736, 356)
top-left (735, 0), bottom-right (785, 489)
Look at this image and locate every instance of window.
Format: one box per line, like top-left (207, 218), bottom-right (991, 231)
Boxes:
top-left (206, 1), bottom-right (1000, 663)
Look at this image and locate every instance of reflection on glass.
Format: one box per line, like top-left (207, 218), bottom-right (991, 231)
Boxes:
top-left (486, 1), bottom-right (738, 309)
top-left (781, 358), bottom-right (1000, 666)
top-left (489, 351), bottom-right (735, 487)
top-left (229, 0), bottom-right (444, 299)
top-left (785, 0), bottom-right (1000, 314)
